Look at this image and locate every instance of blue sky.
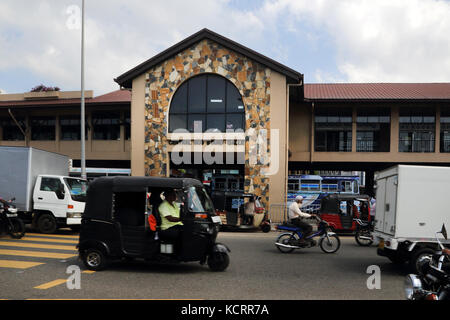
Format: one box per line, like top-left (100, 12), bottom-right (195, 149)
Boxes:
top-left (1, 0), bottom-right (450, 95)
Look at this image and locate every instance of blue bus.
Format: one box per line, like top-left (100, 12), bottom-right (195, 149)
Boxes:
top-left (287, 175), bottom-right (360, 213)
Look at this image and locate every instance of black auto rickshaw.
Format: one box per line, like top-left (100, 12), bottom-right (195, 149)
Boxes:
top-left (210, 190), bottom-right (271, 232)
top-left (77, 176), bottom-right (230, 271)
top-left (319, 193), bottom-right (371, 232)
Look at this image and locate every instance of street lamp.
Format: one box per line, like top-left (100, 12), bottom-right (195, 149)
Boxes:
top-left (80, 0), bottom-right (86, 180)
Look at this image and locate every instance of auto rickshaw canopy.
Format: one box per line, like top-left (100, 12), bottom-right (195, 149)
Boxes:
top-left (83, 176), bottom-right (203, 221)
top-left (319, 193), bottom-right (370, 214)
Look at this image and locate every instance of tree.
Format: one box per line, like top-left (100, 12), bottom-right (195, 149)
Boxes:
top-left (30, 84), bottom-right (60, 92)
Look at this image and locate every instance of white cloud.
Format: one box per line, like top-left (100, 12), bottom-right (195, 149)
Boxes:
top-left (2, 0), bottom-right (450, 95)
top-left (263, 0), bottom-right (450, 83)
top-left (0, 0), bottom-right (266, 95)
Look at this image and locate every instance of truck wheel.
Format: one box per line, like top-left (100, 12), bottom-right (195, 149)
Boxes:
top-left (36, 213), bottom-right (57, 234)
top-left (409, 247), bottom-right (435, 274)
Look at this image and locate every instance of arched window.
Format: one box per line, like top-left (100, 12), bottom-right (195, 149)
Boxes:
top-left (169, 74), bottom-right (245, 133)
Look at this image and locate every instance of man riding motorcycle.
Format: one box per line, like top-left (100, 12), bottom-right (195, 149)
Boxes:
top-left (288, 196), bottom-right (316, 243)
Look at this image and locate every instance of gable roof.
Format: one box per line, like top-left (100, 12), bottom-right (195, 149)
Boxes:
top-left (304, 83), bottom-right (450, 101)
top-left (114, 28), bottom-right (303, 88)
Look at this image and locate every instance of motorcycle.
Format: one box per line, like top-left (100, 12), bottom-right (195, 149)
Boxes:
top-left (0, 197), bottom-right (25, 239)
top-left (275, 215), bottom-right (341, 254)
top-left (354, 218), bottom-right (374, 246)
top-left (404, 224), bottom-right (450, 300)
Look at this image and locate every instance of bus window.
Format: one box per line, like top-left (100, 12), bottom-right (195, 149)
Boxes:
top-left (301, 180), bottom-right (321, 192)
top-left (344, 181), bottom-right (353, 193)
top-left (322, 179), bottom-right (338, 192)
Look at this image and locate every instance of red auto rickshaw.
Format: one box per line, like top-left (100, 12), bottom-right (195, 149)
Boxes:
top-left (319, 194), bottom-right (371, 232)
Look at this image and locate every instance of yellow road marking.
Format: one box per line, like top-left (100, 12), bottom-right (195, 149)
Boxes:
top-left (0, 249), bottom-right (76, 259)
top-left (0, 241), bottom-right (76, 251)
top-left (20, 237), bottom-right (78, 244)
top-left (26, 233), bottom-right (79, 239)
top-left (0, 260), bottom-right (44, 269)
top-left (82, 270), bottom-right (96, 274)
top-left (34, 279), bottom-right (67, 290)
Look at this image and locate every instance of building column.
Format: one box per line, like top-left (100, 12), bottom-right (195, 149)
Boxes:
top-left (391, 106), bottom-right (399, 153)
top-left (352, 106), bottom-right (357, 152)
top-left (435, 104), bottom-right (441, 153)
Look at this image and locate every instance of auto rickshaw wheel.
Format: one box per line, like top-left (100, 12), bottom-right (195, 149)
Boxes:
top-left (207, 252), bottom-right (230, 272)
top-left (83, 248), bottom-right (109, 271)
top-left (261, 223), bottom-right (271, 233)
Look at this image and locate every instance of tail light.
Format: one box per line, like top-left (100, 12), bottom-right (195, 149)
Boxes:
top-left (425, 293), bottom-right (438, 300)
top-left (68, 204), bottom-right (74, 209)
top-left (195, 213), bottom-right (208, 219)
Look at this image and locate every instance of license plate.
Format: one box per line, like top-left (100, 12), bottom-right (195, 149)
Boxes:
top-left (378, 240), bottom-right (384, 249)
top-left (6, 213), bottom-right (18, 218)
top-left (211, 216), bottom-right (222, 224)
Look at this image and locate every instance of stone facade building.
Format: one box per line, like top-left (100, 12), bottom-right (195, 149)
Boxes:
top-left (115, 29), bottom-right (303, 207)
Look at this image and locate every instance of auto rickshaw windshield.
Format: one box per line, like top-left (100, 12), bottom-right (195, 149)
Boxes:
top-left (186, 186), bottom-right (215, 214)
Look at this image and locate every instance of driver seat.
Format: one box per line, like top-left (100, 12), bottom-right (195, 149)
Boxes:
top-left (148, 193), bottom-right (175, 244)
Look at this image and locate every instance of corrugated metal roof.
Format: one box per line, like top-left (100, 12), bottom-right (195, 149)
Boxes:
top-left (89, 89), bottom-right (131, 103)
top-left (304, 83), bottom-right (450, 100)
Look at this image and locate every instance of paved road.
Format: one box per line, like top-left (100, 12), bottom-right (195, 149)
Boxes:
top-left (0, 230), bottom-right (408, 300)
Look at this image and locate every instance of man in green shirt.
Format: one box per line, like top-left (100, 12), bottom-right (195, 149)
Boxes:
top-left (158, 190), bottom-right (183, 243)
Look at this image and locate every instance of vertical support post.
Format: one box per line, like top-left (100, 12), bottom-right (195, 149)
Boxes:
top-left (80, 0), bottom-right (86, 180)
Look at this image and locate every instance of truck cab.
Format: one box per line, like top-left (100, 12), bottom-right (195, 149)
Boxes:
top-left (32, 175), bottom-right (87, 233)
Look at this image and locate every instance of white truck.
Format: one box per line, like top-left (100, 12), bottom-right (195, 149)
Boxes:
top-left (374, 165), bottom-right (450, 273)
top-left (0, 146), bottom-right (87, 233)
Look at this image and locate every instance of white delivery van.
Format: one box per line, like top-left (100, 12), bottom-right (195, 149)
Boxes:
top-left (374, 165), bottom-right (450, 273)
top-left (0, 146), bottom-right (87, 233)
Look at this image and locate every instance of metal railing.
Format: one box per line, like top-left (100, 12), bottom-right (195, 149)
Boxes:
top-left (269, 204), bottom-right (289, 224)
top-left (269, 203), bottom-right (320, 225)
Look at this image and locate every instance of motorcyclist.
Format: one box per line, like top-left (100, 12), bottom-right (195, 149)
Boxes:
top-left (288, 195), bottom-right (315, 243)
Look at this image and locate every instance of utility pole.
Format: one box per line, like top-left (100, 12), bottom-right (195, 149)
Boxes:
top-left (80, 0), bottom-right (86, 180)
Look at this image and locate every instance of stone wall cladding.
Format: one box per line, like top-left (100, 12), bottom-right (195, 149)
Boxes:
top-left (144, 39), bottom-right (271, 206)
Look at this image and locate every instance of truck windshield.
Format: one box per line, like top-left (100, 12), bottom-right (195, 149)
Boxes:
top-left (64, 178), bottom-right (88, 202)
top-left (186, 186), bottom-right (215, 215)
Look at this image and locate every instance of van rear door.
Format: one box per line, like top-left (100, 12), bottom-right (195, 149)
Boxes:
top-left (374, 178), bottom-right (386, 233)
top-left (383, 175), bottom-right (398, 235)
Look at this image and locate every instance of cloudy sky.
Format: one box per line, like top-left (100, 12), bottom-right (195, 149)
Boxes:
top-left (1, 0), bottom-right (450, 96)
